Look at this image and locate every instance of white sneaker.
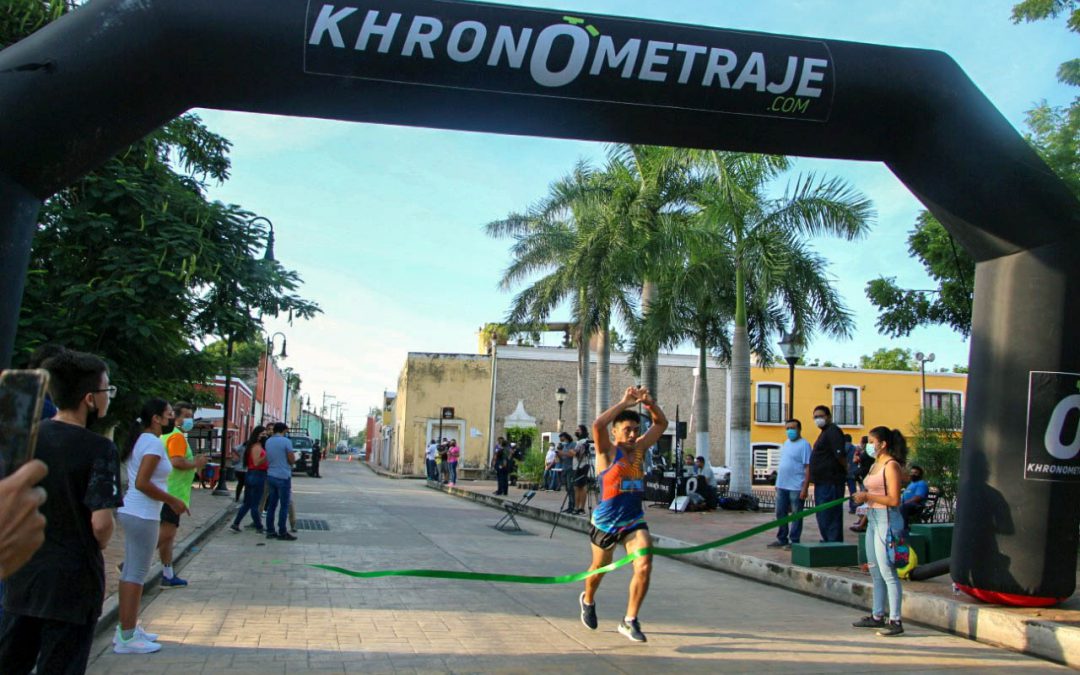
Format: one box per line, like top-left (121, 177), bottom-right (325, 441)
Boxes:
top-left (113, 625), bottom-right (159, 645)
top-left (113, 630), bottom-right (162, 654)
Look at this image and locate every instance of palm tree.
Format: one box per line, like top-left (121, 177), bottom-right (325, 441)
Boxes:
top-left (633, 240), bottom-right (736, 463)
top-left (486, 163), bottom-right (638, 429)
top-left (603, 145), bottom-right (698, 404)
top-left (690, 152), bottom-right (875, 494)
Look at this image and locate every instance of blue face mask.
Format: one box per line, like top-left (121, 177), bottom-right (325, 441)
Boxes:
top-left (180, 418), bottom-right (194, 432)
top-left (786, 429), bottom-right (799, 441)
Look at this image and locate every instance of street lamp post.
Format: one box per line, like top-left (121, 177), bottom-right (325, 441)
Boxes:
top-left (261, 332), bottom-right (287, 425)
top-left (915, 351), bottom-right (936, 411)
top-left (778, 332), bottom-right (806, 422)
top-left (555, 386), bottom-right (568, 432)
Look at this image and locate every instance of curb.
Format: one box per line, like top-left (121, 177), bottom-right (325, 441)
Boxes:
top-left (95, 498), bottom-right (237, 637)
top-left (429, 482), bottom-right (1079, 668)
top-left (363, 461), bottom-right (426, 480)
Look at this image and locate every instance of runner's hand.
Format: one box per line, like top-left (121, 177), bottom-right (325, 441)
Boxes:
top-left (620, 387), bottom-right (638, 405)
top-left (0, 460), bottom-right (48, 580)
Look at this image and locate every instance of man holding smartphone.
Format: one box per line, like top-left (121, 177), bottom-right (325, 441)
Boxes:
top-left (0, 350), bottom-right (123, 675)
top-left (158, 402), bottom-right (207, 588)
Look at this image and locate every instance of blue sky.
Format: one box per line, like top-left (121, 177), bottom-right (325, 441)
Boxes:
top-left (197, 0), bottom-right (1073, 431)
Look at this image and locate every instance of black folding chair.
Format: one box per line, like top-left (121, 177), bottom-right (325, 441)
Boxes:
top-left (495, 490), bottom-right (536, 532)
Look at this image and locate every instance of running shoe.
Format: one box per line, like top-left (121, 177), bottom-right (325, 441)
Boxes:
top-left (579, 592), bottom-right (597, 630)
top-left (161, 575), bottom-right (188, 588)
top-left (852, 615), bottom-right (886, 628)
top-left (618, 618), bottom-right (647, 642)
top-left (113, 625), bottom-right (159, 645)
top-left (229, 523), bottom-right (241, 533)
top-left (113, 631), bottom-right (162, 654)
top-left (877, 621), bottom-right (904, 637)
top-left (277, 532), bottom-right (298, 541)
top-left (766, 540), bottom-right (787, 548)
top-left (266, 532), bottom-right (278, 540)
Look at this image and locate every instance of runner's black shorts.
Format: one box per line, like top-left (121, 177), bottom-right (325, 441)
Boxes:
top-left (161, 502), bottom-right (182, 527)
top-left (589, 522), bottom-right (649, 550)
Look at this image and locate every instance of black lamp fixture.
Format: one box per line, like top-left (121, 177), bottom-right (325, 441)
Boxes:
top-left (555, 386), bottom-right (568, 432)
top-left (778, 331), bottom-right (806, 422)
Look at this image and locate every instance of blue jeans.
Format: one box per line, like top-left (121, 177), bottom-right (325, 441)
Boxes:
top-left (265, 476), bottom-right (292, 536)
top-left (426, 459), bottom-right (437, 481)
top-left (234, 470), bottom-right (265, 530)
top-left (813, 481), bottom-right (845, 542)
top-left (774, 488), bottom-right (805, 544)
top-left (866, 507), bottom-right (904, 621)
top-left (448, 462), bottom-right (458, 484)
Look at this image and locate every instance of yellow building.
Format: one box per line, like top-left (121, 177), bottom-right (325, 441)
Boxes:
top-left (749, 364), bottom-right (966, 480)
top-left (388, 353), bottom-right (493, 476)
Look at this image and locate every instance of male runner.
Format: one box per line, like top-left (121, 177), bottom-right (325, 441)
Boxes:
top-left (579, 386), bottom-right (668, 643)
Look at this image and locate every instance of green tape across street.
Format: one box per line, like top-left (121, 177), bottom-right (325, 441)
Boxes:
top-left (309, 497), bottom-right (848, 585)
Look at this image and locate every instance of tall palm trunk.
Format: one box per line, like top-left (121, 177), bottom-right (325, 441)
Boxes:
top-left (694, 337), bottom-right (710, 464)
top-left (595, 318), bottom-right (611, 419)
top-left (641, 279), bottom-right (659, 398)
top-left (576, 323), bottom-right (591, 429)
top-left (729, 266), bottom-right (752, 495)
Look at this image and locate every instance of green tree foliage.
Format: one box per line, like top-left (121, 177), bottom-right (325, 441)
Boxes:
top-left (867, 5), bottom-right (1077, 341)
top-left (865, 211), bottom-right (975, 338)
top-left (0, 0), bottom-right (69, 48)
top-left (203, 338), bottom-right (266, 370)
top-left (911, 407), bottom-right (964, 505)
top-left (859, 347), bottom-right (916, 371)
top-left (1011, 0), bottom-right (1078, 195)
top-left (7, 3), bottom-right (319, 443)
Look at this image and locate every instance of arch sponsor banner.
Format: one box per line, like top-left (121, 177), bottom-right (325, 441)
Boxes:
top-left (1025, 371), bottom-right (1080, 482)
top-left (303, 0), bottom-right (835, 122)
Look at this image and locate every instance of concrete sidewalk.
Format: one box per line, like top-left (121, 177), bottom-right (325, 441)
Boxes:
top-left (425, 472), bottom-right (1080, 668)
top-left (98, 482), bottom-right (237, 635)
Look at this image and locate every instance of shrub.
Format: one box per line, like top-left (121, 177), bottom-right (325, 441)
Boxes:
top-left (910, 407), bottom-right (963, 503)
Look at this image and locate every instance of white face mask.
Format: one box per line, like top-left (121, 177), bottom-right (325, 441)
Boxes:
top-left (814, 417), bottom-right (827, 428)
top-left (866, 443), bottom-right (877, 458)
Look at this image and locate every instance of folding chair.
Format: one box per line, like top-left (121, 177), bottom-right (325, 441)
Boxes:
top-left (494, 490), bottom-right (536, 532)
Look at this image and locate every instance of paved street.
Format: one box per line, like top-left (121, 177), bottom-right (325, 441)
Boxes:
top-left (87, 461), bottom-right (1066, 674)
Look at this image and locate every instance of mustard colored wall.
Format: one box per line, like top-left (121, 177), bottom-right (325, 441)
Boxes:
top-left (392, 353), bottom-right (493, 476)
top-left (750, 365), bottom-right (968, 447)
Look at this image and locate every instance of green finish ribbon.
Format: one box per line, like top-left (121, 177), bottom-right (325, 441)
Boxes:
top-left (309, 497), bottom-right (848, 585)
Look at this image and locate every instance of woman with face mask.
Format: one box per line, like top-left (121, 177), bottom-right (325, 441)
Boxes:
top-left (851, 426), bottom-right (908, 637)
top-left (115, 399), bottom-right (189, 654)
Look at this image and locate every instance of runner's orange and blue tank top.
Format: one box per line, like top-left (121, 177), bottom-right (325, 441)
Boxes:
top-left (591, 446), bottom-right (646, 534)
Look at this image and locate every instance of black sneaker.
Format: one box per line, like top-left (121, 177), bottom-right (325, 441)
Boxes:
top-left (277, 533), bottom-right (298, 541)
top-left (877, 621), bottom-right (904, 637)
top-left (852, 615), bottom-right (886, 628)
top-left (618, 618), bottom-right (646, 643)
top-left (766, 540), bottom-right (787, 549)
top-left (579, 593), bottom-right (597, 630)
top-left (229, 523), bottom-right (241, 533)
top-left (266, 532), bottom-right (278, 540)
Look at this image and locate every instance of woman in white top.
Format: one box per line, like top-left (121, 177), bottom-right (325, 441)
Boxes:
top-left (114, 398), bottom-right (188, 654)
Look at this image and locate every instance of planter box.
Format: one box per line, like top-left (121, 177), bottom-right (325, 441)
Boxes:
top-left (791, 542), bottom-right (858, 567)
top-left (910, 523), bottom-right (953, 562)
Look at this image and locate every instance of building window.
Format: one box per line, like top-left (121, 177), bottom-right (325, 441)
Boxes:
top-left (755, 384), bottom-right (784, 424)
top-left (833, 387), bottom-right (861, 426)
top-left (925, 391), bottom-right (964, 429)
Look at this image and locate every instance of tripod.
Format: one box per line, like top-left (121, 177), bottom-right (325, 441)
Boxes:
top-left (549, 462), bottom-right (596, 539)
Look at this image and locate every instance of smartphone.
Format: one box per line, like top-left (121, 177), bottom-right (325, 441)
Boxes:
top-left (0, 369), bottom-right (49, 478)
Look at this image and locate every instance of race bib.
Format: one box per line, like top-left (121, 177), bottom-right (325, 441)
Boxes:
top-left (621, 478), bottom-right (644, 493)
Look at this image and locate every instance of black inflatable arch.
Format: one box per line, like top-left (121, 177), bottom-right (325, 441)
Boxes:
top-left (1, 0), bottom-right (1078, 603)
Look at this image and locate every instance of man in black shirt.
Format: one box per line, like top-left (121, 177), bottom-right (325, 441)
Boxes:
top-left (809, 405), bottom-right (847, 542)
top-left (0, 350), bottom-right (123, 675)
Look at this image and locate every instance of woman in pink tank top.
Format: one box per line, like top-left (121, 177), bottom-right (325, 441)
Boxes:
top-left (850, 426), bottom-right (908, 637)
